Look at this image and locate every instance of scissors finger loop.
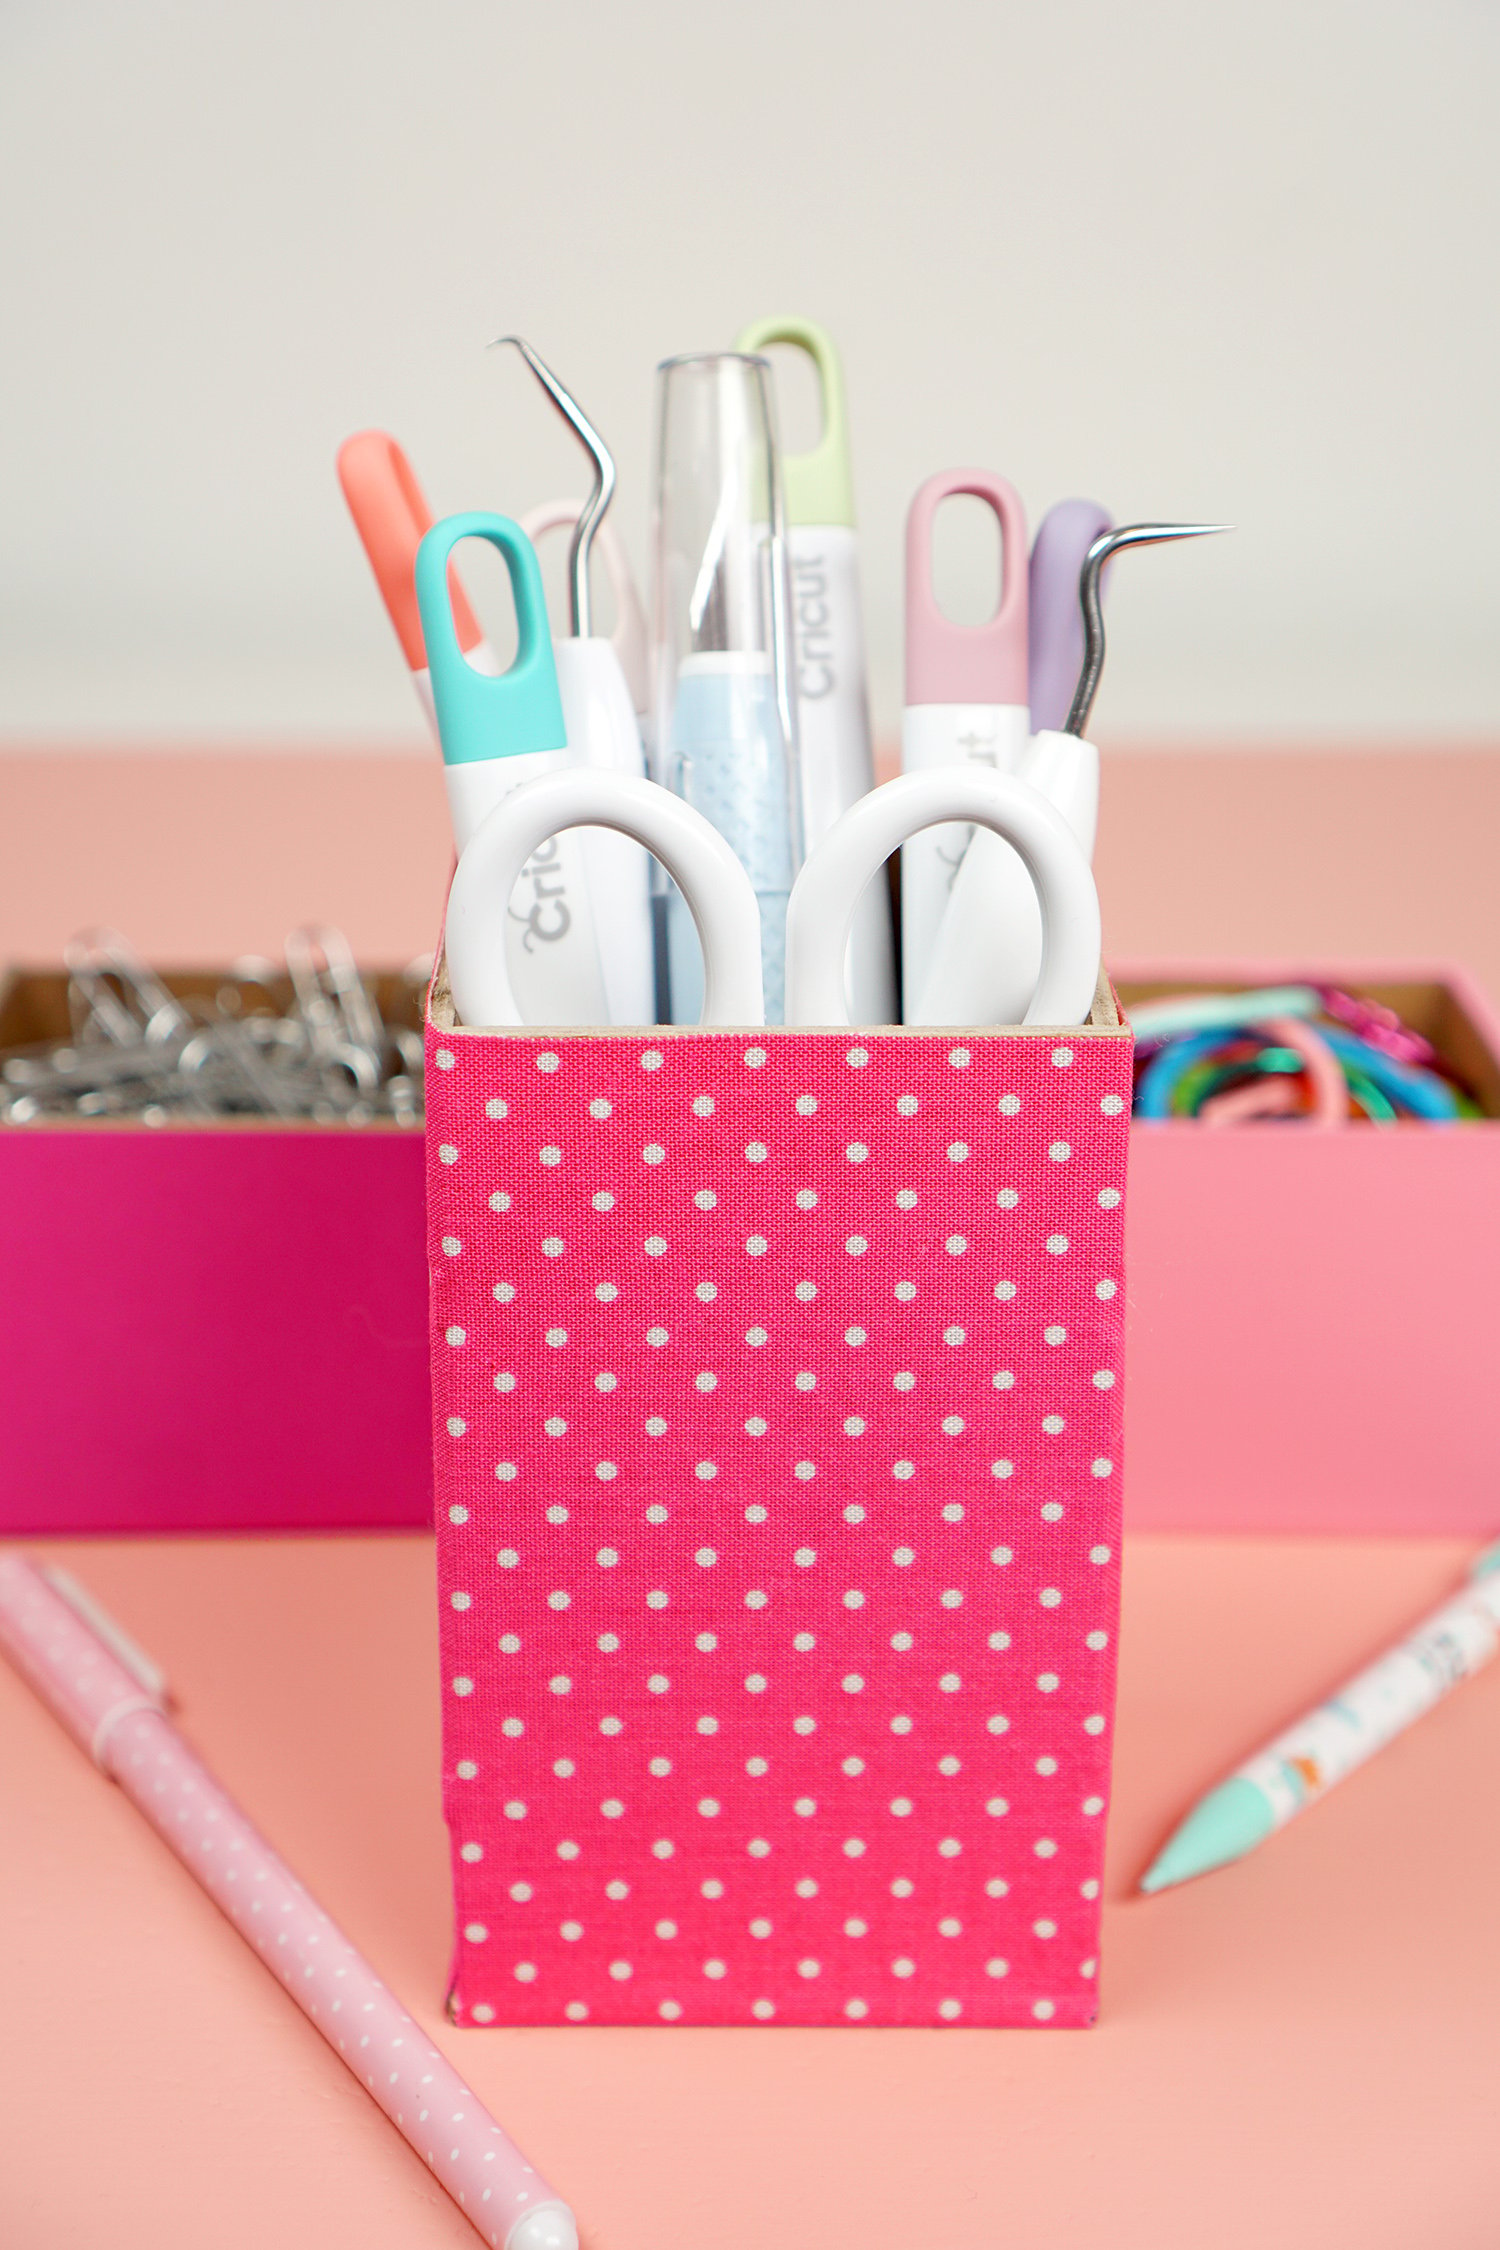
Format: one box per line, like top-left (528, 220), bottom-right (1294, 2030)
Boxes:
top-left (446, 771), bottom-right (766, 1030)
top-left (785, 771), bottom-right (1101, 1029)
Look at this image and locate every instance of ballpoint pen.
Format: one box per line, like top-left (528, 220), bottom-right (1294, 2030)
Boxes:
top-left (0, 1554), bottom-right (579, 2250)
top-left (650, 350), bottom-right (802, 1025)
top-left (914, 522), bottom-right (1226, 1025)
top-left (1141, 1538), bottom-right (1500, 1890)
top-left (734, 315), bottom-right (896, 1024)
top-left (899, 468), bottom-right (1030, 1017)
top-left (416, 511), bottom-right (610, 1025)
top-left (336, 430), bottom-right (501, 733)
top-left (495, 339), bottom-right (655, 1026)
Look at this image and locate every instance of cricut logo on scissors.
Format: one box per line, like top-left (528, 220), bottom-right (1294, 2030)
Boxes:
top-left (792, 554), bottom-right (835, 701)
top-left (508, 836), bottom-right (572, 949)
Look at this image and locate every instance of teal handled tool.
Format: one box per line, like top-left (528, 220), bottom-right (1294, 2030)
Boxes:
top-left (416, 510), bottom-right (610, 1026)
top-left (496, 339), bottom-right (656, 1026)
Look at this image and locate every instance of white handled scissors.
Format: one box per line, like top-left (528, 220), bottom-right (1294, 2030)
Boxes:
top-left (446, 766), bottom-right (1100, 1031)
top-left (447, 771), bottom-right (765, 1030)
top-left (786, 768), bottom-right (1100, 1028)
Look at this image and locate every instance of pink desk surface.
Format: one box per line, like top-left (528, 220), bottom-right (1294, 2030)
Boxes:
top-left (3, 744), bottom-right (1500, 1002)
top-left (4, 1530), bottom-right (1497, 2249)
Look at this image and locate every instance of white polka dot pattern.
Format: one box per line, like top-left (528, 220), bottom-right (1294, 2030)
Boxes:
top-left (427, 1021), bottom-right (1131, 2027)
top-left (0, 1556), bottom-right (570, 2246)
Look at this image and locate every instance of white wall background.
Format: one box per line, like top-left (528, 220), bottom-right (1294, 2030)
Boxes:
top-left (2, 0), bottom-right (1497, 747)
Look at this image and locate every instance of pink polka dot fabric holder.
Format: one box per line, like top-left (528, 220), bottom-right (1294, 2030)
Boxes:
top-left (427, 971), bottom-right (1132, 2028)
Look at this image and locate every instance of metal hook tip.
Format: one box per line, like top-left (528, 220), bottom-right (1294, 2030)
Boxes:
top-left (1065, 520), bottom-right (1230, 737)
top-left (487, 335), bottom-right (553, 378)
top-left (485, 334), bottom-right (614, 638)
top-left (1087, 521), bottom-right (1233, 562)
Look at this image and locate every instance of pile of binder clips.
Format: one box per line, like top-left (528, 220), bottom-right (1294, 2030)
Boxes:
top-left (0, 929), bottom-right (428, 1126)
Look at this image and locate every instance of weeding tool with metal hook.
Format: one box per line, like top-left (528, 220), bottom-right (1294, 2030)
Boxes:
top-left (1028, 498), bottom-right (1112, 735)
top-left (518, 497), bottom-right (650, 720)
top-left (416, 511), bottom-right (610, 1026)
top-left (493, 338), bottom-right (655, 1024)
top-left (912, 521), bottom-right (1229, 1025)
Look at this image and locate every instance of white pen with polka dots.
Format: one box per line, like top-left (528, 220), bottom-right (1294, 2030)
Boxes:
top-left (0, 1555), bottom-right (579, 2250)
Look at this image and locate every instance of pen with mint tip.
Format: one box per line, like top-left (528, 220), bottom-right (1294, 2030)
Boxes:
top-left (1141, 1537), bottom-right (1500, 1893)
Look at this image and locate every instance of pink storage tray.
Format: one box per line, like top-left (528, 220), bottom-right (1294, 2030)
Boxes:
top-left (1116, 960), bottom-right (1500, 1535)
top-left (0, 968), bottom-right (428, 1535)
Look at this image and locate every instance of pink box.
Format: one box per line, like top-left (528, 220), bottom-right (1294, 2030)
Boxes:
top-left (1116, 960), bottom-right (1500, 1536)
top-left (425, 967), bottom-right (1133, 2028)
top-left (11, 953), bottom-right (1493, 1547)
top-left (0, 968), bottom-right (430, 1535)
